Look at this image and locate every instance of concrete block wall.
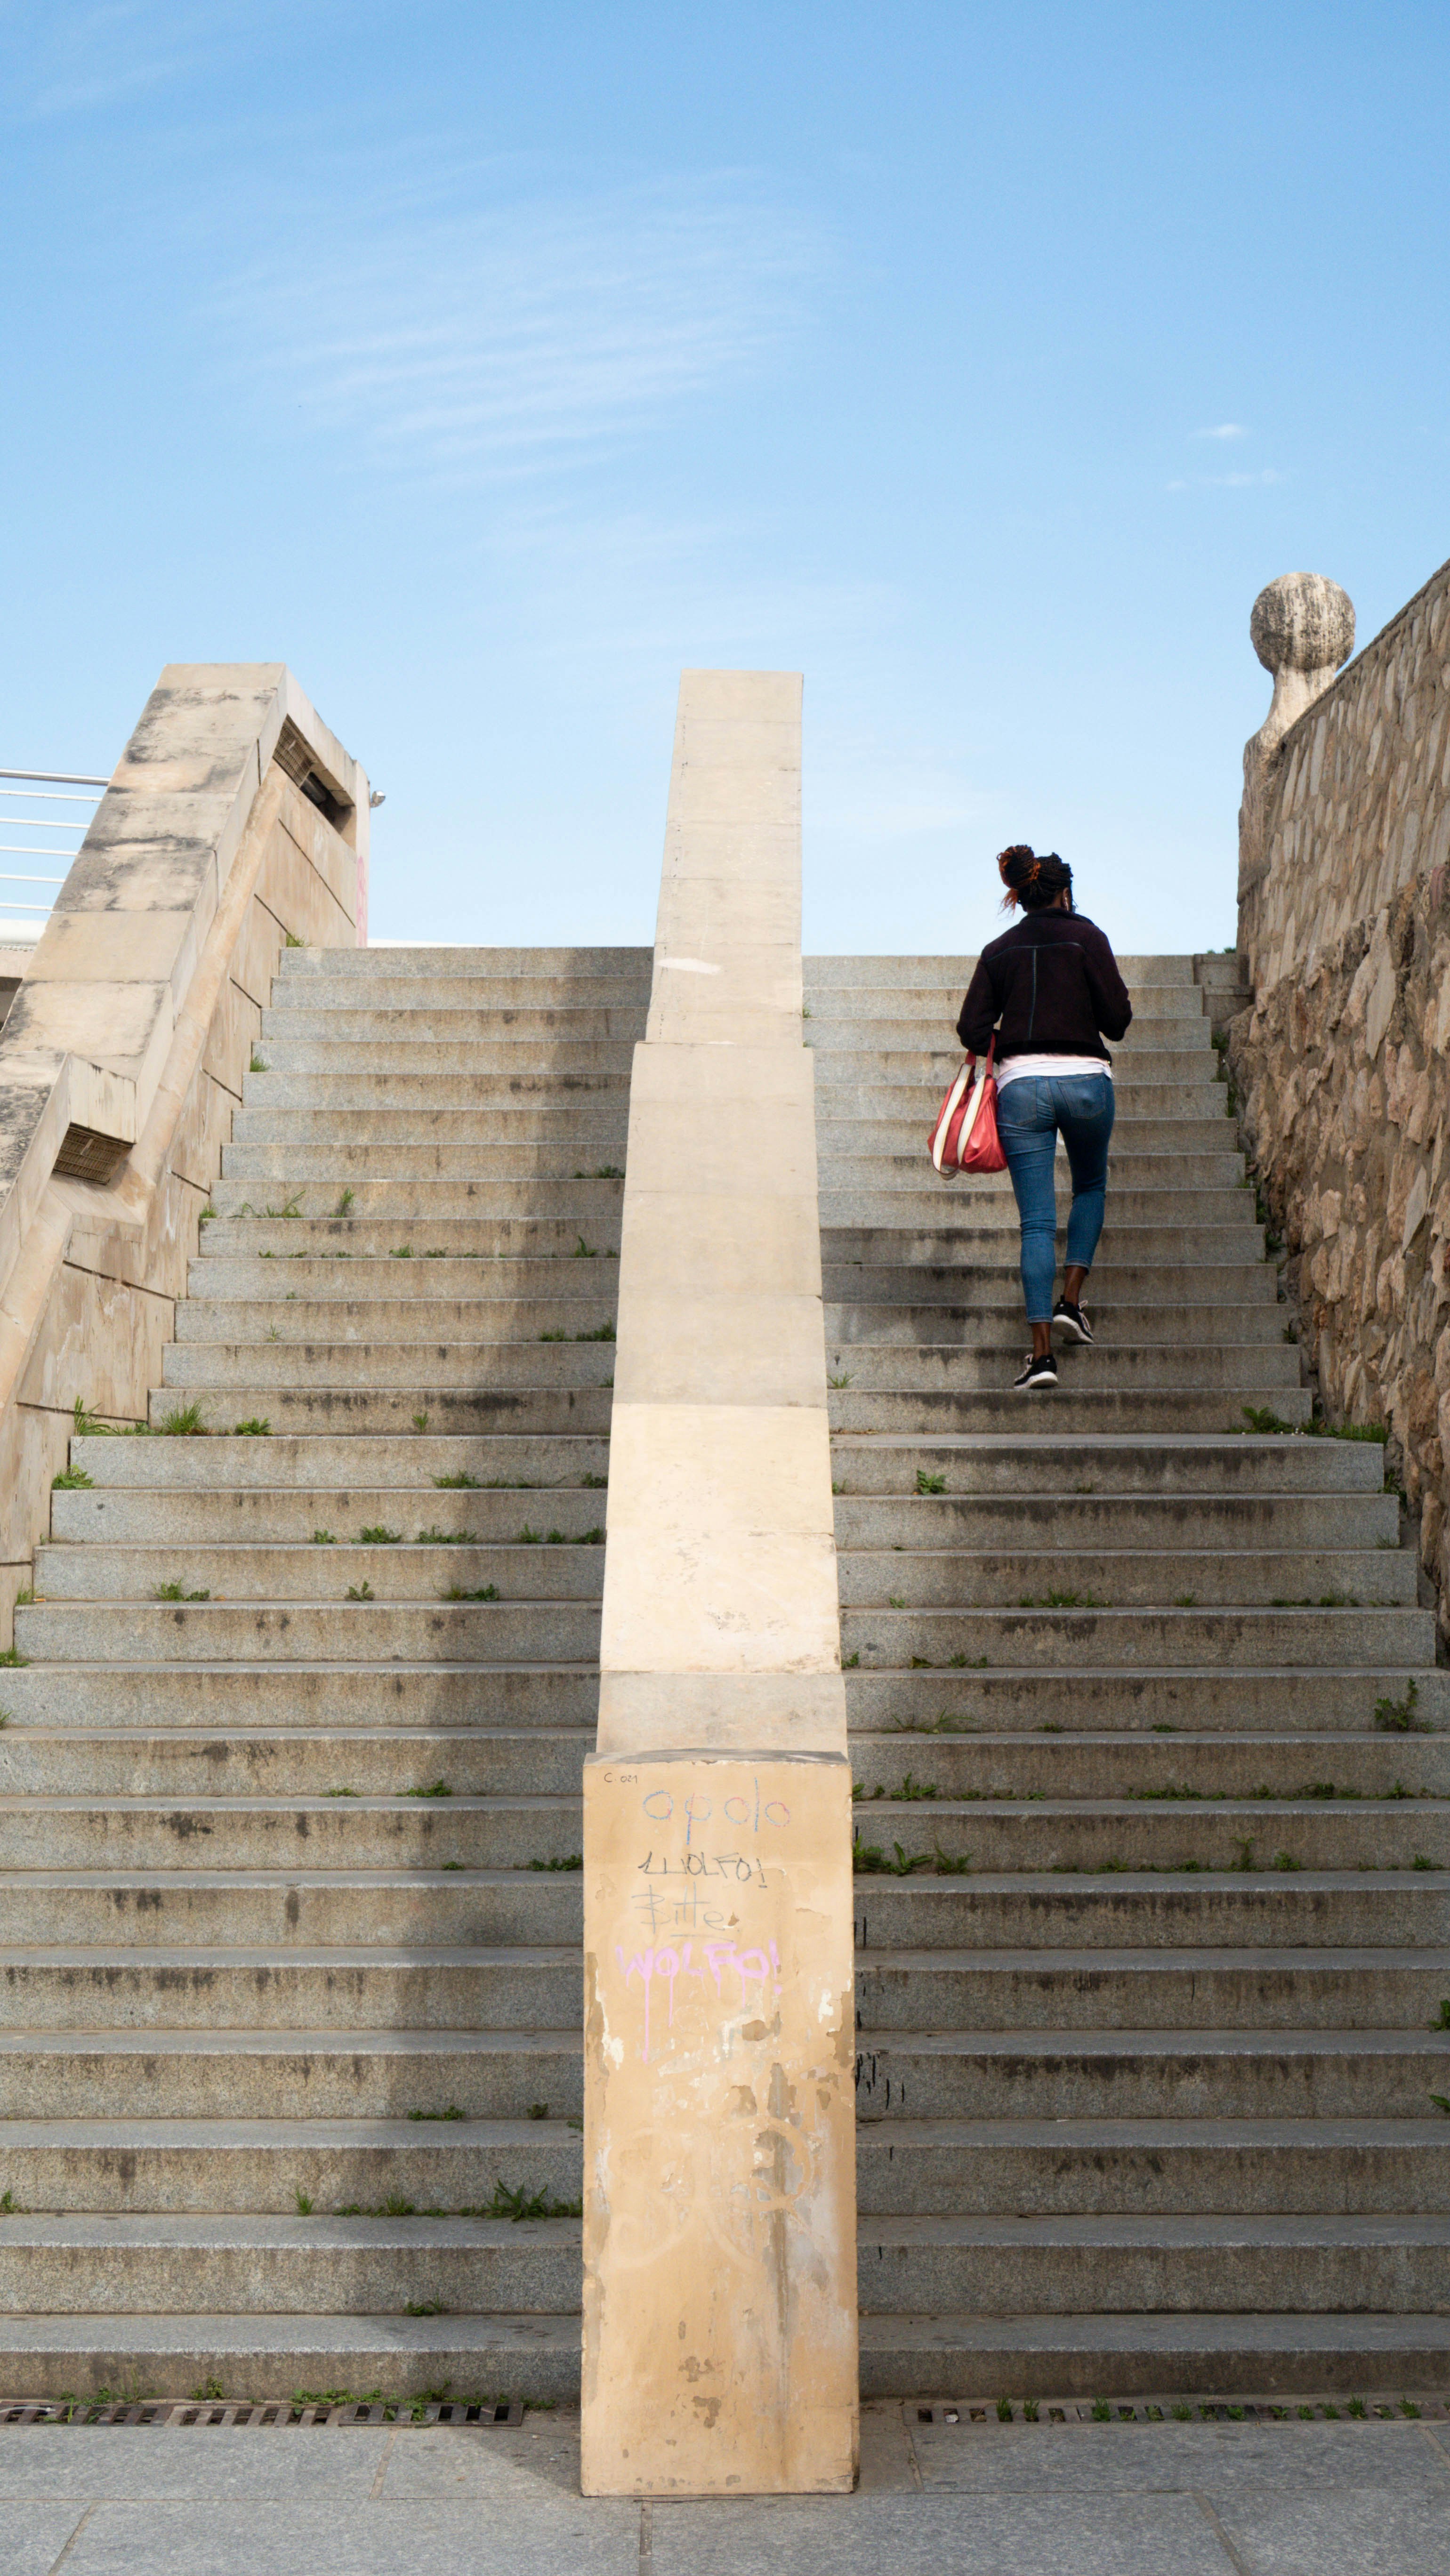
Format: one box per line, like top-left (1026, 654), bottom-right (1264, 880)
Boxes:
top-left (1229, 554), bottom-right (1450, 1625)
top-left (581, 671), bottom-right (858, 2497)
top-left (0, 667), bottom-right (368, 1644)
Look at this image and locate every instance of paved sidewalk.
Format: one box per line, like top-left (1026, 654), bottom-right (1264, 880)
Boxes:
top-left (7, 2402), bottom-right (1450, 2574)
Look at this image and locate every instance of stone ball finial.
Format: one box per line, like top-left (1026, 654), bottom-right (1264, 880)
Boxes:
top-left (1239, 571), bottom-right (1357, 919)
top-left (1250, 572), bottom-right (1355, 679)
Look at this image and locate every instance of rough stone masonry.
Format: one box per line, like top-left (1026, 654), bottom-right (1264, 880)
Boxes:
top-left (1230, 555), bottom-right (1450, 1635)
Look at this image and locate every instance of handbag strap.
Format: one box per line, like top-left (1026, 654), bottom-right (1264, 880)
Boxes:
top-left (963, 1035), bottom-right (997, 1078)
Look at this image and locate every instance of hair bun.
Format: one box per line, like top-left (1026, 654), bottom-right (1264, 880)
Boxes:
top-left (996, 844), bottom-right (1073, 914)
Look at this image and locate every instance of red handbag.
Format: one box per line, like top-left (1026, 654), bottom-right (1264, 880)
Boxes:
top-left (927, 1038), bottom-right (1007, 1176)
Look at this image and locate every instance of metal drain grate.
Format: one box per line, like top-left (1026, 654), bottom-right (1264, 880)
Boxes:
top-left (914, 2394), bottom-right (1450, 2427)
top-left (0, 2399), bottom-right (524, 2429)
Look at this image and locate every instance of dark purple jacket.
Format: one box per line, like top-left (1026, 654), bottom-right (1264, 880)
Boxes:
top-left (957, 910), bottom-right (1132, 1063)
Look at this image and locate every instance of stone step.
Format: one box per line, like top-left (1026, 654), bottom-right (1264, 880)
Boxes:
top-left (0, 1729), bottom-right (590, 1797)
top-left (820, 1046), bottom-right (1219, 1088)
top-left (223, 1141), bottom-right (628, 1183)
top-left (822, 1345), bottom-right (1304, 1393)
top-left (827, 1303), bottom-right (1288, 1346)
top-left (854, 2308), bottom-right (1450, 2402)
top-left (819, 1081), bottom-right (1232, 1121)
top-left (853, 2214), bottom-right (1450, 2315)
top-left (0, 2117), bottom-right (584, 2212)
top-left (824, 1020), bottom-right (1221, 1051)
top-left (834, 1494), bottom-right (1400, 1546)
top-left (239, 1071), bottom-right (635, 1110)
top-left (0, 2021), bottom-right (582, 2107)
top-left (805, 982), bottom-right (1208, 1021)
top-left (817, 1118), bottom-right (1239, 1156)
top-left (0, 1795), bottom-right (584, 1871)
top-left (821, 1189), bottom-right (1262, 1229)
top-left (823, 1263), bottom-right (1279, 1305)
top-left (67, 1433), bottom-right (611, 1488)
top-left (847, 1796), bottom-right (1448, 1872)
top-left (846, 1732), bottom-right (1450, 1800)
top-left (259, 1002), bottom-right (647, 1042)
top-left (143, 1386), bottom-right (614, 1436)
top-left (806, 1021), bottom-right (1212, 1054)
top-left (20, 2122), bottom-right (1450, 2225)
top-left (188, 1257), bottom-right (625, 1301)
top-left (842, 1666), bottom-right (1445, 1732)
top-left (199, 1218), bottom-right (623, 1258)
top-left (9, 1725), bottom-right (1435, 1805)
top-left (827, 1436), bottom-right (1386, 1495)
top-left (258, 1010), bottom-right (644, 1050)
top-left (53, 1490), bottom-right (610, 1545)
top-left (210, 1180), bottom-right (625, 1222)
top-left (829, 1390), bottom-right (1313, 1433)
top-left (249, 1039), bottom-right (635, 1077)
top-left (854, 2023), bottom-right (1450, 2115)
top-left (854, 2117), bottom-right (1450, 2215)
top-left (267, 975), bottom-right (651, 1010)
top-left (10, 1792), bottom-right (1446, 1878)
top-left (850, 1876), bottom-right (1450, 1951)
top-left (4, 2211), bottom-right (1449, 2326)
top-left (805, 956), bottom-right (1202, 983)
top-left (0, 1867), bottom-right (582, 1948)
top-left (36, 1540), bottom-right (604, 1602)
top-left (16, 1598), bottom-right (602, 1664)
top-left (824, 1224), bottom-right (1269, 1264)
top-left (0, 2310), bottom-right (582, 2405)
top-left (838, 1601), bottom-right (1429, 1666)
top-left (821, 1151), bottom-right (1249, 1189)
top-left (0, 1666), bottom-right (597, 1729)
top-left (173, 1300), bottom-right (620, 1345)
top-left (231, 1106), bottom-right (629, 1150)
top-left (161, 1343), bottom-right (619, 1393)
top-left (836, 1547), bottom-right (1415, 1608)
top-left (0, 2213), bottom-right (581, 2316)
top-left (802, 954), bottom-right (1198, 985)
top-left (277, 943), bottom-right (652, 977)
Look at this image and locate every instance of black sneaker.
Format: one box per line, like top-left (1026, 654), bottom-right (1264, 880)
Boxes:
top-left (1052, 1297), bottom-right (1093, 1344)
top-left (1014, 1352), bottom-right (1059, 1393)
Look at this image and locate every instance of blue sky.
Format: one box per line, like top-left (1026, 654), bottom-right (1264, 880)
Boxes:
top-left (1, 2), bottom-right (1445, 958)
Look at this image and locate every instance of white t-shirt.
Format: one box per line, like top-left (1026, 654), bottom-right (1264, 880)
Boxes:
top-left (995, 1052), bottom-right (1112, 1091)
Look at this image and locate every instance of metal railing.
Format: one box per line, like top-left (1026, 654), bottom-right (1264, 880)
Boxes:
top-left (0, 767), bottom-right (107, 945)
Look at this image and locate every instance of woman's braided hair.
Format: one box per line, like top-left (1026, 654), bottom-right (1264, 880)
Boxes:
top-left (997, 844), bottom-right (1073, 914)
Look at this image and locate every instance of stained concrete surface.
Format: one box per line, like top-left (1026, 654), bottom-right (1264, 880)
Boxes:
top-left (5, 2403), bottom-right (1450, 2574)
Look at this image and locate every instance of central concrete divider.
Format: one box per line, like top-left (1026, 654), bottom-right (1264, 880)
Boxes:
top-left (581, 672), bottom-right (858, 2495)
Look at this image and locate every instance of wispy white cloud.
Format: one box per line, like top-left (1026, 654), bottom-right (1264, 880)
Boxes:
top-left (221, 169), bottom-right (823, 482)
top-left (8, 0), bottom-right (251, 119)
top-left (1193, 422), bottom-right (1248, 440)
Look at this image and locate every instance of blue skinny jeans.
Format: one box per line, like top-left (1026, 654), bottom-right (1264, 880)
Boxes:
top-left (995, 1073), bottom-right (1116, 1323)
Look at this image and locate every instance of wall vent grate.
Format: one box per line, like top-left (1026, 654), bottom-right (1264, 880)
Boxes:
top-left (271, 719), bottom-right (351, 829)
top-left (911, 2392), bottom-right (1450, 2428)
top-left (0, 2397), bottom-right (525, 2429)
top-left (52, 1123), bottom-right (129, 1185)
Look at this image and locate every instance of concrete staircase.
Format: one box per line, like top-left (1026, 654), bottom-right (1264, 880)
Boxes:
top-left (808, 951), bottom-right (1450, 2398)
top-left (4, 938), bottom-right (1447, 2407)
top-left (0, 943), bottom-right (648, 2399)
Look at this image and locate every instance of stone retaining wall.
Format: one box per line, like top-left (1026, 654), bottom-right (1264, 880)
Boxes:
top-left (0, 666), bottom-right (367, 1646)
top-left (1228, 557), bottom-right (1450, 1626)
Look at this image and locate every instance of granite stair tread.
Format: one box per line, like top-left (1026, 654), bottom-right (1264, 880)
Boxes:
top-left (809, 951), bottom-right (1448, 2398)
top-left (0, 945), bottom-right (625, 2398)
